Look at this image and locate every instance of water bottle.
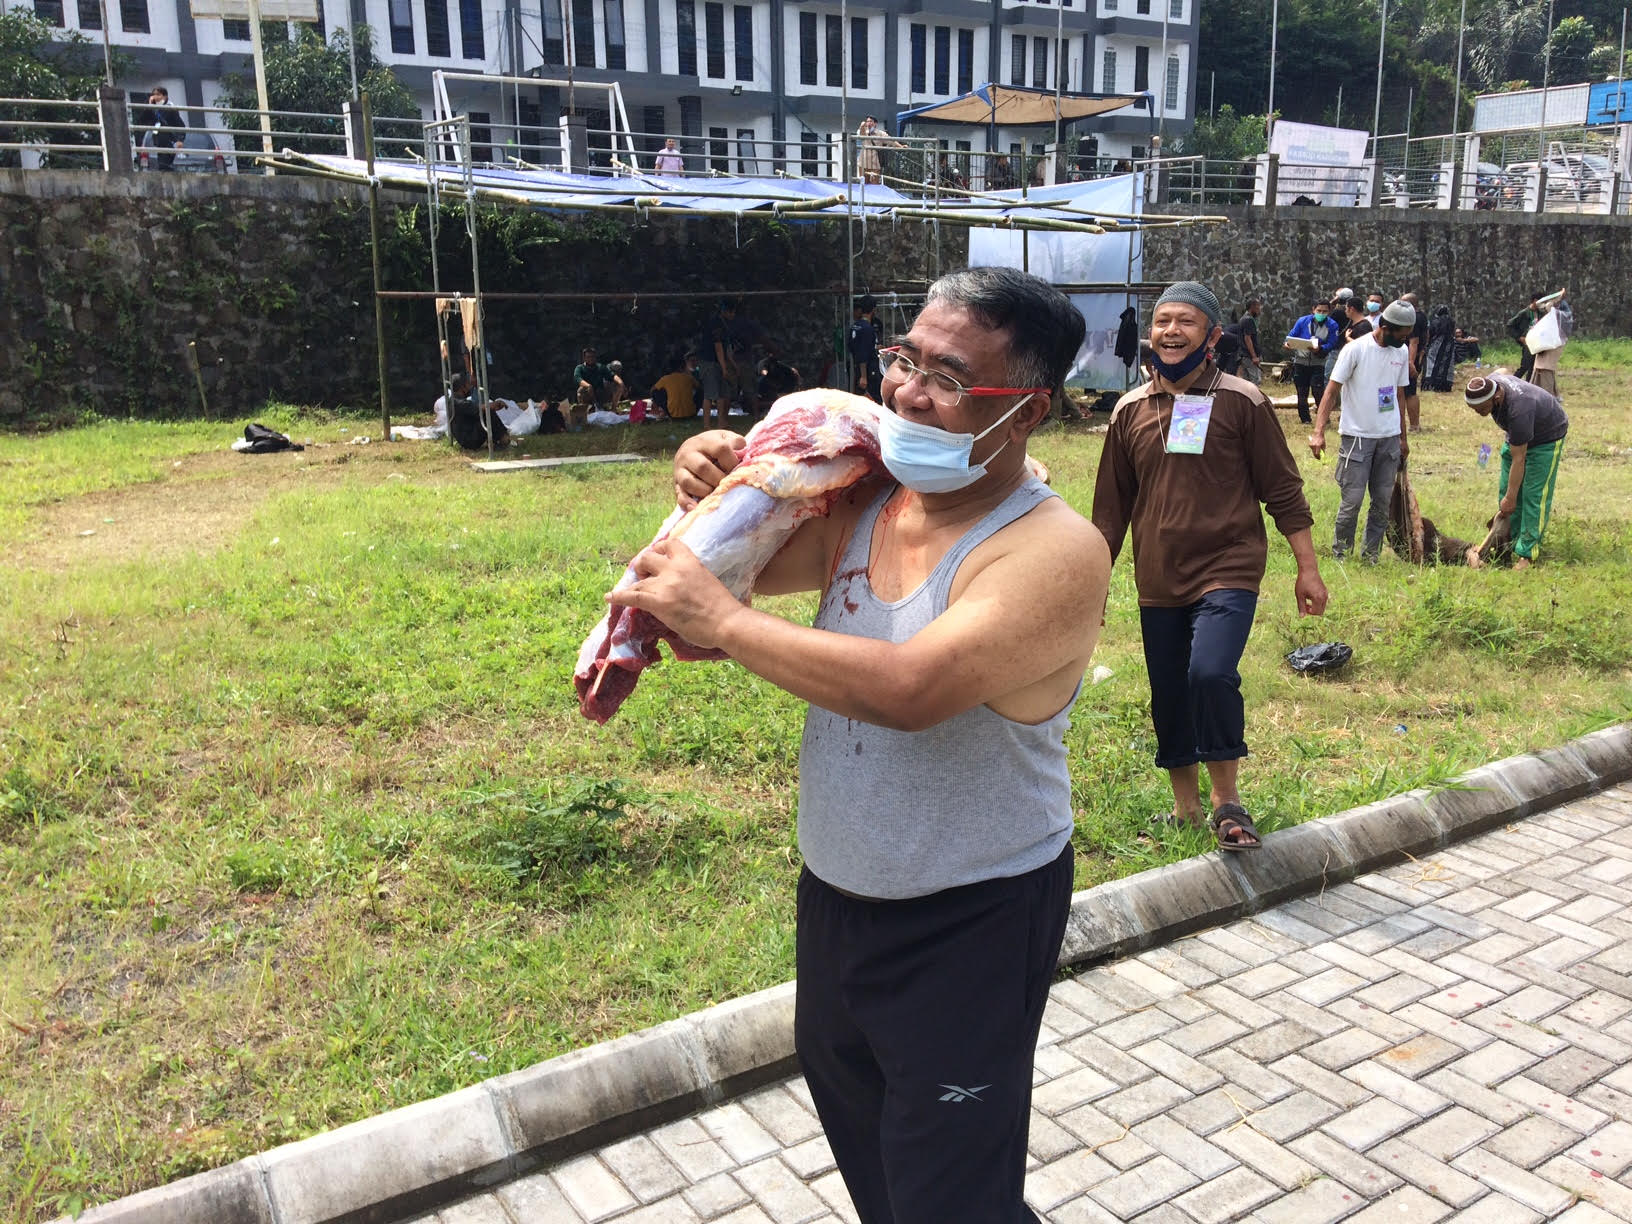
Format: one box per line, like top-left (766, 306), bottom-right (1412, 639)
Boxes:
top-left (1478, 443), bottom-right (1491, 469)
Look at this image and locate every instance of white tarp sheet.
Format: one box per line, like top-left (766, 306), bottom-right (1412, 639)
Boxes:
top-left (1269, 121), bottom-right (1369, 206)
top-left (1066, 294), bottom-right (1137, 391)
top-left (968, 174), bottom-right (1143, 391)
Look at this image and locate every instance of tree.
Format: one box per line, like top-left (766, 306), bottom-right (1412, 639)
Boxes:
top-left (0, 9), bottom-right (118, 167)
top-left (216, 24), bottom-right (418, 158)
top-left (1174, 105), bottom-right (1269, 161)
top-left (1544, 15), bottom-right (1596, 82)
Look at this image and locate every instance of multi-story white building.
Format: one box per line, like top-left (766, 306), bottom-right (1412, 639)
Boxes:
top-left (31, 0), bottom-right (1197, 172)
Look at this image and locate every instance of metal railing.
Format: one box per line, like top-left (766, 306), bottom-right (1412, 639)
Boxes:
top-left (6, 93), bottom-right (1630, 218)
top-left (0, 97), bottom-right (102, 168)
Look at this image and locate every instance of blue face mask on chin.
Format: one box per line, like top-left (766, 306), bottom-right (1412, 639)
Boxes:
top-left (874, 397), bottom-right (1031, 494)
top-left (1150, 341), bottom-right (1210, 384)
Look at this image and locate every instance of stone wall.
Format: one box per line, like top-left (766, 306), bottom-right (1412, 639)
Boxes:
top-left (1142, 205), bottom-right (1632, 346)
top-left (4, 173), bottom-right (1628, 429)
top-left (0, 170), bottom-right (946, 429)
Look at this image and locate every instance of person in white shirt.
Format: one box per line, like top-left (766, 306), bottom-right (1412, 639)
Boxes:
top-left (653, 138), bottom-right (685, 175)
top-left (1308, 299), bottom-right (1414, 563)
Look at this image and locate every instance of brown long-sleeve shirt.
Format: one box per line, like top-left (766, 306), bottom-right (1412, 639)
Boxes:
top-left (1091, 368), bottom-right (1314, 607)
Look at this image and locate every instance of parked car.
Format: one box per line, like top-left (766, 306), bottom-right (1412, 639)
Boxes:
top-left (174, 131), bottom-right (236, 173)
top-left (139, 129), bottom-right (236, 173)
top-left (1502, 154), bottom-right (1614, 205)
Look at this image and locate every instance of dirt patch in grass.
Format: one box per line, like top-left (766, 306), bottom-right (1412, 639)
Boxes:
top-left (4, 445), bottom-right (469, 572)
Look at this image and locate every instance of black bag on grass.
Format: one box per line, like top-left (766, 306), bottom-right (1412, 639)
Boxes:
top-left (242, 423), bottom-right (303, 453)
top-left (1287, 642), bottom-right (1353, 675)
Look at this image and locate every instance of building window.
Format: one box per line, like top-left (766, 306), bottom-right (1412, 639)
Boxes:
top-left (541, 0), bottom-right (563, 63)
top-left (801, 129), bottom-right (819, 176)
top-left (460, 0), bottom-right (484, 57)
top-left (1169, 0), bottom-right (1182, 16)
top-left (824, 14), bottom-right (842, 88)
top-left (734, 5), bottom-right (752, 80)
top-left (1164, 54), bottom-right (1180, 110)
top-left (642, 104), bottom-right (665, 150)
top-left (426, 0), bottom-right (451, 57)
top-left (1101, 46), bottom-right (1116, 91)
top-left (909, 23), bottom-right (926, 94)
top-left (36, 0), bottom-right (65, 26)
top-left (1136, 0), bottom-right (1149, 12)
top-left (933, 26), bottom-right (950, 95)
top-left (677, 0), bottom-right (697, 75)
top-left (390, 0), bottom-right (414, 55)
top-left (119, 0), bottom-right (149, 34)
top-left (704, 2), bottom-right (725, 78)
top-left (223, 18), bottom-right (249, 38)
top-left (1032, 36), bottom-right (1047, 88)
top-left (517, 98), bottom-right (541, 159)
top-left (799, 12), bottom-right (817, 86)
top-left (572, 0), bottom-right (596, 66)
top-left (469, 110), bottom-right (491, 160)
top-left (708, 125), bottom-right (729, 172)
top-left (1134, 44), bottom-right (1148, 91)
top-left (850, 16), bottom-right (867, 91)
top-left (1105, 0), bottom-right (1116, 10)
top-left (604, 0), bottom-right (625, 69)
top-left (1010, 34), bottom-right (1025, 87)
top-left (957, 28), bottom-right (973, 94)
top-left (678, 95), bottom-right (701, 138)
top-left (77, 0), bottom-right (101, 28)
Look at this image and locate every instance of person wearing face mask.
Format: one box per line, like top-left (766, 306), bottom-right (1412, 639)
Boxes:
top-left (1285, 298), bottom-right (1341, 425)
top-left (1309, 299), bottom-right (1414, 563)
top-left (626, 266), bottom-right (1110, 1224)
top-left (1093, 282), bottom-right (1326, 854)
top-left (1326, 288), bottom-right (1356, 381)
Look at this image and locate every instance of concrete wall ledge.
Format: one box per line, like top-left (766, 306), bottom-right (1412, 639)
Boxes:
top-left (61, 724), bottom-right (1632, 1224)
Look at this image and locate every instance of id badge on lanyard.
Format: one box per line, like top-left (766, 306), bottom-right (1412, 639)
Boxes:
top-left (1165, 393), bottom-right (1214, 454)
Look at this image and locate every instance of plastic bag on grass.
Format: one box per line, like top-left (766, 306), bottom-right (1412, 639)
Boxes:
top-left (1287, 642), bottom-right (1353, 675)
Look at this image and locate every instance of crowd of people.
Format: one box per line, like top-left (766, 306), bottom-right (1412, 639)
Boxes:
top-left (417, 296), bottom-right (812, 448)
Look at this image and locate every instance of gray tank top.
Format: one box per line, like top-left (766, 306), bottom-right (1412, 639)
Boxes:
top-left (798, 478), bottom-right (1078, 900)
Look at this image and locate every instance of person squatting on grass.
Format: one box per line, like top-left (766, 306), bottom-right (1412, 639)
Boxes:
top-left (1092, 281), bottom-right (1328, 854)
top-left (1463, 374), bottom-right (1568, 571)
top-left (611, 266), bottom-right (1110, 1224)
top-left (1309, 299), bottom-right (1416, 563)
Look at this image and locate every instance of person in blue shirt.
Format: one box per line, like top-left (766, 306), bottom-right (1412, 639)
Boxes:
top-left (1286, 298), bottom-right (1341, 425)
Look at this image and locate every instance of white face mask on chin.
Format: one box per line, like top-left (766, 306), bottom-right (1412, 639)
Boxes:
top-left (873, 397), bottom-right (1031, 494)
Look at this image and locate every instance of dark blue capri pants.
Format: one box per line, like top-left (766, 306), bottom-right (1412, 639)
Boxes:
top-left (1138, 588), bottom-right (1259, 769)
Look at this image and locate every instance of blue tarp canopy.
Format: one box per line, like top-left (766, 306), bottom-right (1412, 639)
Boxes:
top-left (288, 154), bottom-right (917, 216)
top-left (896, 83), bottom-right (1149, 129)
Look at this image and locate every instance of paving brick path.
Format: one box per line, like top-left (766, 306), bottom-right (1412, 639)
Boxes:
top-left (414, 783), bottom-right (1632, 1224)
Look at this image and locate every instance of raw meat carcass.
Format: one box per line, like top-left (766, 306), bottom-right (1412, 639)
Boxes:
top-left (575, 389), bottom-right (885, 723)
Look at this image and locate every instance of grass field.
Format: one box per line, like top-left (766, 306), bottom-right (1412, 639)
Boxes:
top-left (3, 349), bottom-right (1630, 1219)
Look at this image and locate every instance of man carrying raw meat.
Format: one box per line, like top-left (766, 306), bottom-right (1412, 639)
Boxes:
top-left (609, 266), bottom-right (1110, 1224)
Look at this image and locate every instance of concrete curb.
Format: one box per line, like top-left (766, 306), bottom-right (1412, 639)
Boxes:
top-left (66, 724), bottom-right (1632, 1224)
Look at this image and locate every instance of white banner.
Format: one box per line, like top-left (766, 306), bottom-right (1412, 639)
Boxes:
top-left (967, 173), bottom-right (1143, 286)
top-left (1269, 121), bottom-right (1369, 206)
top-left (968, 174), bottom-right (1143, 391)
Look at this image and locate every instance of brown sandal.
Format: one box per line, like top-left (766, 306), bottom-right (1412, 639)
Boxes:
top-left (1210, 803), bottom-right (1262, 852)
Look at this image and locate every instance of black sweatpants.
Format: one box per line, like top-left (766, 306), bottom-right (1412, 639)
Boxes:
top-left (795, 846), bottom-right (1074, 1224)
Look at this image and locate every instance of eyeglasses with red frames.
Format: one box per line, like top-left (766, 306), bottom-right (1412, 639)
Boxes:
top-left (878, 347), bottom-right (1052, 409)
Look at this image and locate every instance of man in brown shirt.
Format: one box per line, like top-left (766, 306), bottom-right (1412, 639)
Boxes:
top-left (1092, 281), bottom-right (1327, 851)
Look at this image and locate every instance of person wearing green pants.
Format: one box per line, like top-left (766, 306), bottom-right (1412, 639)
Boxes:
top-left (1463, 374), bottom-right (1568, 570)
